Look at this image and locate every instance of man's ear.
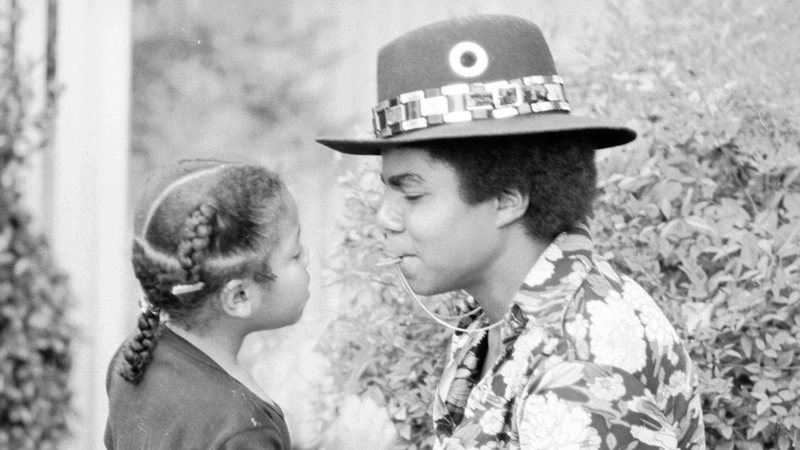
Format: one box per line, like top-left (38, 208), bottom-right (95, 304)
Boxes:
top-left (495, 188), bottom-right (529, 228)
top-left (219, 279), bottom-right (253, 318)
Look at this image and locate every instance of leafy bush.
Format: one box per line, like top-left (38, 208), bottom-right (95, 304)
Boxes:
top-left (319, 1), bottom-right (800, 449)
top-left (0, 6), bottom-right (73, 449)
top-left (318, 163), bottom-right (457, 449)
top-left (585, 1), bottom-right (800, 448)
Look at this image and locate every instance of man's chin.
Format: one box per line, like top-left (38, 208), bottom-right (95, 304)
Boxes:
top-left (403, 278), bottom-right (447, 297)
top-left (399, 264), bottom-right (451, 296)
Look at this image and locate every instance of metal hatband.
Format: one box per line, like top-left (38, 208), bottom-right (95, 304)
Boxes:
top-left (372, 75), bottom-right (569, 138)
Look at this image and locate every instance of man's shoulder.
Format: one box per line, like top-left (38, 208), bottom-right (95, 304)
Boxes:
top-left (567, 255), bottom-right (691, 373)
top-left (578, 254), bottom-right (660, 307)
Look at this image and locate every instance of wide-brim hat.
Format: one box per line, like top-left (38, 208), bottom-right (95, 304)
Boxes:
top-left (317, 14), bottom-right (636, 155)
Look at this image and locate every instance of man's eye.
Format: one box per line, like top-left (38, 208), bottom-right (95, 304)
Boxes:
top-left (404, 194), bottom-right (424, 201)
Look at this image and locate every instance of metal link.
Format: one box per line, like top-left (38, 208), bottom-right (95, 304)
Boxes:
top-left (406, 99), bottom-right (422, 120)
top-left (402, 118), bottom-right (428, 131)
top-left (420, 96), bottom-right (448, 116)
top-left (373, 75), bottom-right (570, 137)
top-left (384, 104), bottom-right (406, 126)
top-left (399, 90), bottom-right (425, 103)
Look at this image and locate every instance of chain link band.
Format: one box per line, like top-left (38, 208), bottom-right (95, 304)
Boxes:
top-left (372, 75), bottom-right (569, 138)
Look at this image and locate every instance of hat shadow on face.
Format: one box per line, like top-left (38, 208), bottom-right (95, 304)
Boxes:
top-left (316, 14), bottom-right (636, 155)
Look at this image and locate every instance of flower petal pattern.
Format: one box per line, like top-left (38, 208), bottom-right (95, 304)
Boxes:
top-left (432, 224), bottom-right (706, 449)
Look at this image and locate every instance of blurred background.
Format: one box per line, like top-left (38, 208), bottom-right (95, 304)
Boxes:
top-left (2, 0), bottom-right (799, 449)
top-left (6, 1), bottom-right (617, 448)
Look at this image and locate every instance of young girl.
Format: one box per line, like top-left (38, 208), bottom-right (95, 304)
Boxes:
top-left (104, 160), bottom-right (309, 449)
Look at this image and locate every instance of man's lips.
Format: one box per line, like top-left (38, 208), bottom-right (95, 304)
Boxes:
top-left (376, 254), bottom-right (415, 266)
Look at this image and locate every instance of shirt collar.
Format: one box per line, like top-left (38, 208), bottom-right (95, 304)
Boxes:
top-left (501, 222), bottom-right (595, 341)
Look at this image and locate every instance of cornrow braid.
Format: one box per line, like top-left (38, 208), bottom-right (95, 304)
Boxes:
top-left (176, 204), bottom-right (217, 290)
top-left (118, 161), bottom-right (287, 385)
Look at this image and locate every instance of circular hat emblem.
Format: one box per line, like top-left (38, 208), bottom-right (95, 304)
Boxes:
top-left (448, 41), bottom-right (488, 78)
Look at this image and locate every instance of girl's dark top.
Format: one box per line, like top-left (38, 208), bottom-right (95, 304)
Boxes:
top-left (104, 327), bottom-right (291, 450)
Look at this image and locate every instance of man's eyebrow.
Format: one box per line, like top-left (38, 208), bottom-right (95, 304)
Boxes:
top-left (381, 173), bottom-right (424, 189)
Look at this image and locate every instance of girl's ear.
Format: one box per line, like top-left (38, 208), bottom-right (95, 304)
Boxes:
top-left (220, 279), bottom-right (253, 318)
top-left (495, 188), bottom-right (529, 228)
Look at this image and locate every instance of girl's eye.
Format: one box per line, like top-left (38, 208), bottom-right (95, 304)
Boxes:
top-left (404, 194), bottom-right (424, 202)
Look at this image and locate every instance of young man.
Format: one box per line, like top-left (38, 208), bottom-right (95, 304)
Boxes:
top-left (318, 15), bottom-right (706, 449)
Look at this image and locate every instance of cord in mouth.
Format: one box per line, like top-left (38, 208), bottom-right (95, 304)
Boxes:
top-left (376, 257), bottom-right (402, 267)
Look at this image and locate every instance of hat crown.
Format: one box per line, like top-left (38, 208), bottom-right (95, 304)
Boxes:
top-left (315, 14), bottom-right (637, 155)
top-left (377, 15), bottom-right (557, 101)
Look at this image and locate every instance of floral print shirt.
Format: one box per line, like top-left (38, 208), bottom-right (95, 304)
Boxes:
top-left (432, 224), bottom-right (706, 449)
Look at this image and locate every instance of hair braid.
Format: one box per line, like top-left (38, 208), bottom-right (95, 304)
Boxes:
top-left (118, 241), bottom-right (181, 384)
top-left (118, 304), bottom-right (162, 384)
top-left (176, 204), bottom-right (217, 288)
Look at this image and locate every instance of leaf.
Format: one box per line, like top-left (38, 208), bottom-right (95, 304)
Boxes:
top-left (741, 335), bottom-right (753, 358)
top-left (659, 198), bottom-right (673, 219)
top-left (680, 187), bottom-right (695, 217)
top-left (749, 418), bottom-right (771, 439)
top-left (783, 416), bottom-right (800, 431)
top-left (772, 405), bottom-right (788, 416)
top-left (684, 216), bottom-right (715, 235)
top-left (397, 423), bottom-right (412, 440)
top-left (783, 193), bottom-right (800, 218)
top-left (720, 424), bottom-right (733, 440)
top-left (756, 399), bottom-right (771, 415)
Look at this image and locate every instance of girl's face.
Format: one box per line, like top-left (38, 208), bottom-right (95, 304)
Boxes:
top-left (252, 192), bottom-right (310, 329)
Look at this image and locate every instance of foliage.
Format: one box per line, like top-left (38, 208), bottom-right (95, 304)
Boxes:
top-left (320, 0), bottom-right (800, 449)
top-left (0, 4), bottom-right (73, 449)
top-left (131, 0), bottom-right (338, 167)
top-left (317, 162), bottom-right (464, 449)
top-left (584, 1), bottom-right (800, 448)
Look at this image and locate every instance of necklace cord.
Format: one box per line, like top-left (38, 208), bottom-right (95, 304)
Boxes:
top-left (392, 263), bottom-right (504, 333)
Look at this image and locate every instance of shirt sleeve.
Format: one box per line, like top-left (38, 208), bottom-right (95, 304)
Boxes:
top-left (218, 426), bottom-right (287, 450)
top-left (515, 361), bottom-right (704, 449)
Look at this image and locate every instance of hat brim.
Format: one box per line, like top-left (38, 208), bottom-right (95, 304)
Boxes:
top-left (317, 112), bottom-right (636, 155)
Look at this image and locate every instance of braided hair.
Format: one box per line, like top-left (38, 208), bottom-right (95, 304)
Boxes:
top-left (118, 160), bottom-right (286, 384)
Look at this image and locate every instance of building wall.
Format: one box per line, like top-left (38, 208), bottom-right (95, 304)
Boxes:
top-left (47, 1), bottom-right (132, 448)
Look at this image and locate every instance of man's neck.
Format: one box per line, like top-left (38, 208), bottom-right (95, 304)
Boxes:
top-left (467, 229), bottom-right (550, 323)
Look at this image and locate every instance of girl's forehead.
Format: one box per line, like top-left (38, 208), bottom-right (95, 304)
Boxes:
top-left (282, 190), bottom-right (298, 214)
top-left (278, 194), bottom-right (300, 232)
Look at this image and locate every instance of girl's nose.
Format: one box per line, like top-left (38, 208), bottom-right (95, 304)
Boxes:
top-left (376, 198), bottom-right (403, 234)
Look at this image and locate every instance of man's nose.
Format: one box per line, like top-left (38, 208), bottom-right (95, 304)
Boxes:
top-left (376, 198), bottom-right (403, 234)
